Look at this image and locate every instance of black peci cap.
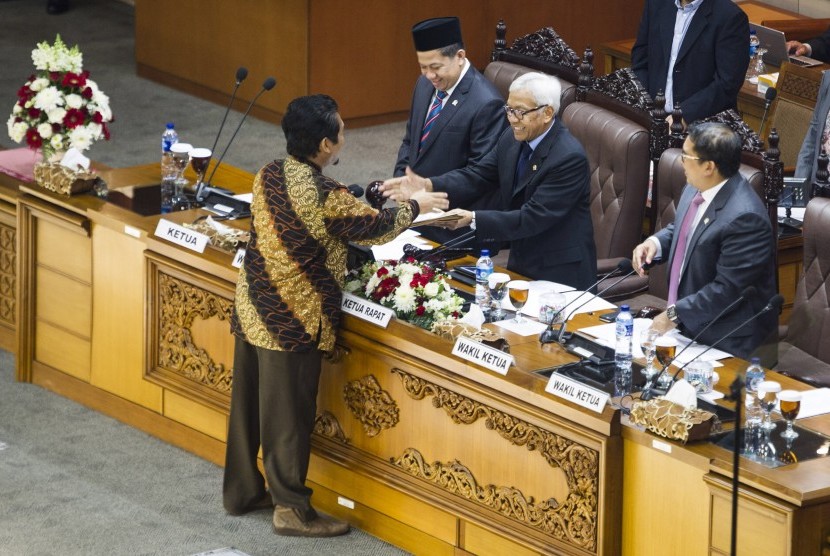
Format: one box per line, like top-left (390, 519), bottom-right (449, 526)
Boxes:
top-left (411, 17), bottom-right (463, 52)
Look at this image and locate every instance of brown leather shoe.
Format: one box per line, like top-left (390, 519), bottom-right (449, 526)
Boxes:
top-left (272, 505), bottom-right (350, 537)
top-left (225, 493), bottom-right (274, 516)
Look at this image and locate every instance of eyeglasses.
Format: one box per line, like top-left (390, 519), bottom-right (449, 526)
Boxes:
top-left (503, 104), bottom-right (548, 120)
top-left (680, 152), bottom-right (703, 163)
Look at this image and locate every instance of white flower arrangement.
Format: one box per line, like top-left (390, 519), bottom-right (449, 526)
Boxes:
top-left (344, 257), bottom-right (466, 332)
top-left (7, 35), bottom-right (113, 160)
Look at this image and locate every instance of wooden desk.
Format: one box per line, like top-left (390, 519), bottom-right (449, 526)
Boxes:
top-left (8, 163), bottom-right (829, 555)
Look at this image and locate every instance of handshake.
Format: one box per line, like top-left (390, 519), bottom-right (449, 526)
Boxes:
top-left (375, 167), bottom-right (473, 229)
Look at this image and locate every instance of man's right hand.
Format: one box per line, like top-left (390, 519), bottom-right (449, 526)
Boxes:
top-left (632, 240), bottom-right (657, 277)
top-left (380, 167), bottom-right (433, 201)
top-left (786, 40), bottom-right (809, 56)
top-left (410, 190), bottom-right (448, 214)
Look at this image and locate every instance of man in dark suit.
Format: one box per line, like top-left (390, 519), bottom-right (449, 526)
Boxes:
top-left (631, 0), bottom-right (750, 124)
top-left (384, 72), bottom-right (596, 291)
top-left (395, 16), bottom-right (506, 242)
top-left (633, 123), bottom-right (777, 360)
top-left (794, 70), bottom-right (830, 185)
top-left (787, 29), bottom-right (830, 62)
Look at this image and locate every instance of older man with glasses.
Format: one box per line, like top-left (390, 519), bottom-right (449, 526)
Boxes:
top-left (382, 72), bottom-right (597, 291)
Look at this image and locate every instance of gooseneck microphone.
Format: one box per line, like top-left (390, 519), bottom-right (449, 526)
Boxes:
top-left (759, 87), bottom-right (777, 138)
top-left (663, 293), bottom-right (783, 395)
top-left (640, 285), bottom-right (758, 400)
top-left (205, 76), bottom-right (277, 188)
top-left (209, 66), bottom-right (249, 157)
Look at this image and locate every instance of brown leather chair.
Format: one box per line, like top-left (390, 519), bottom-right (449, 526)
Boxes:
top-left (563, 66), bottom-right (668, 278)
top-left (775, 197), bottom-right (830, 388)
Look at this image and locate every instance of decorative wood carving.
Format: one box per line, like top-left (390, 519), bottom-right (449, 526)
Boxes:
top-left (391, 368), bottom-right (599, 551)
top-left (509, 27), bottom-right (580, 69)
top-left (0, 223), bottom-right (15, 327)
top-left (343, 374), bottom-right (399, 437)
top-left (696, 109), bottom-right (763, 153)
top-left (591, 68), bottom-right (653, 114)
top-left (314, 410), bottom-right (349, 444)
top-left (156, 271), bottom-right (233, 393)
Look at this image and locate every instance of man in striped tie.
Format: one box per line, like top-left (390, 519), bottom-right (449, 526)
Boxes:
top-left (632, 123), bottom-right (777, 361)
top-left (394, 16), bottom-right (505, 243)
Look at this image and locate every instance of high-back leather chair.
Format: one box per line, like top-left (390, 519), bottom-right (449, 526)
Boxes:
top-left (776, 197), bottom-right (830, 388)
top-left (563, 64), bottom-right (668, 277)
top-left (484, 22), bottom-right (579, 110)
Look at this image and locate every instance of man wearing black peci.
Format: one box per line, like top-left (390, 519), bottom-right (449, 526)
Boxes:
top-left (394, 16), bottom-right (506, 243)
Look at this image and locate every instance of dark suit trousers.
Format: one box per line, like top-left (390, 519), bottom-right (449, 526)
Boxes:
top-left (223, 336), bottom-right (322, 521)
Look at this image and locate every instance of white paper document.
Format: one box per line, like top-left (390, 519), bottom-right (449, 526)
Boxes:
top-left (370, 230), bottom-right (430, 261)
top-left (492, 317), bottom-right (547, 336)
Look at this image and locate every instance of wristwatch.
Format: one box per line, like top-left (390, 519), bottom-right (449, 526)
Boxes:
top-left (666, 304), bottom-right (680, 325)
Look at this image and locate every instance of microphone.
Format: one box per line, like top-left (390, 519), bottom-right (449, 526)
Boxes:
top-left (663, 294), bottom-right (783, 394)
top-left (554, 260), bottom-right (645, 344)
top-left (759, 87), bottom-right (777, 138)
top-left (209, 66), bottom-right (249, 157)
top-left (640, 285), bottom-right (758, 400)
top-left (347, 184), bottom-right (365, 198)
top-left (204, 76), bottom-right (277, 189)
top-left (539, 259), bottom-right (636, 344)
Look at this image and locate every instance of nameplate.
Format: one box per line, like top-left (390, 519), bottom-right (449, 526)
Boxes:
top-left (232, 248), bottom-right (245, 269)
top-left (451, 336), bottom-right (513, 375)
top-left (545, 373), bottom-right (609, 413)
top-left (341, 292), bottom-right (393, 328)
top-left (154, 219), bottom-right (209, 253)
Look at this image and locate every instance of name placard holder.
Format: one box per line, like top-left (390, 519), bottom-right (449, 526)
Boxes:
top-left (232, 248), bottom-right (245, 269)
top-left (545, 373), bottom-right (609, 413)
top-left (451, 336), bottom-right (513, 375)
top-left (341, 292), bottom-right (394, 328)
top-left (154, 219), bottom-right (209, 253)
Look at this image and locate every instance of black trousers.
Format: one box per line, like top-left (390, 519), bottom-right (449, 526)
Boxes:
top-left (223, 336), bottom-right (322, 521)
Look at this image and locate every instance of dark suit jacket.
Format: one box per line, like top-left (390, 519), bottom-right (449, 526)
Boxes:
top-left (654, 175), bottom-right (777, 359)
top-left (807, 28), bottom-right (830, 62)
top-left (394, 65), bottom-right (506, 204)
top-left (794, 69), bottom-right (830, 184)
top-left (431, 119), bottom-right (597, 291)
top-left (631, 0), bottom-right (749, 123)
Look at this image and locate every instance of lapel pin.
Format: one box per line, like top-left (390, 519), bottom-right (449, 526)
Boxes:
top-left (532, 164), bottom-right (537, 171)
top-left (452, 99), bottom-right (458, 106)
top-left (703, 217), bottom-right (709, 225)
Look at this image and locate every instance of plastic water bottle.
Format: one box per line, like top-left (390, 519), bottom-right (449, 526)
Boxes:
top-left (160, 122), bottom-right (179, 213)
top-left (747, 30), bottom-right (761, 80)
top-left (745, 357), bottom-right (765, 395)
top-left (614, 305), bottom-right (634, 395)
top-left (744, 374), bottom-right (764, 457)
top-left (475, 249), bottom-right (494, 313)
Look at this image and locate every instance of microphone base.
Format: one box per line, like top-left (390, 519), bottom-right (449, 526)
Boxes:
top-left (638, 386), bottom-right (667, 401)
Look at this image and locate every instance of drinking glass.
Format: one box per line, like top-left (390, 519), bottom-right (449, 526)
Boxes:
top-left (170, 142), bottom-right (192, 210)
top-left (777, 389), bottom-right (802, 440)
top-left (487, 272), bottom-right (510, 320)
top-left (538, 291), bottom-right (566, 325)
top-left (654, 335), bottom-right (678, 388)
top-left (753, 48), bottom-right (768, 76)
top-left (757, 380), bottom-right (782, 431)
top-left (639, 328), bottom-right (659, 380)
top-left (507, 280), bottom-right (529, 324)
top-left (189, 147), bottom-right (212, 189)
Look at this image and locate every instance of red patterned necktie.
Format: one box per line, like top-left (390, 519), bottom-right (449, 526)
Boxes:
top-left (419, 90), bottom-right (448, 152)
top-left (667, 191), bottom-right (705, 305)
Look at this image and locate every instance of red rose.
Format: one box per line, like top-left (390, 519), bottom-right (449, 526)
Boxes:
top-left (81, 87), bottom-right (93, 100)
top-left (17, 85), bottom-right (34, 102)
top-left (416, 305), bottom-right (425, 316)
top-left (61, 71), bottom-right (86, 89)
top-left (376, 266), bottom-right (389, 277)
top-left (452, 311), bottom-right (459, 318)
top-left (27, 107), bottom-right (41, 119)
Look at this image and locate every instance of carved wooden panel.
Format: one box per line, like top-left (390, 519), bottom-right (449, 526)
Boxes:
top-left (344, 374), bottom-right (399, 437)
top-left (391, 368), bottom-right (599, 552)
top-left (145, 254), bottom-right (236, 411)
top-left (314, 410), bottom-right (349, 444)
top-left (0, 223), bottom-right (15, 327)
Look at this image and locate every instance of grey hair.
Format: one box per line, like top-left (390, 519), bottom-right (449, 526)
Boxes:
top-left (508, 72), bottom-right (561, 114)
